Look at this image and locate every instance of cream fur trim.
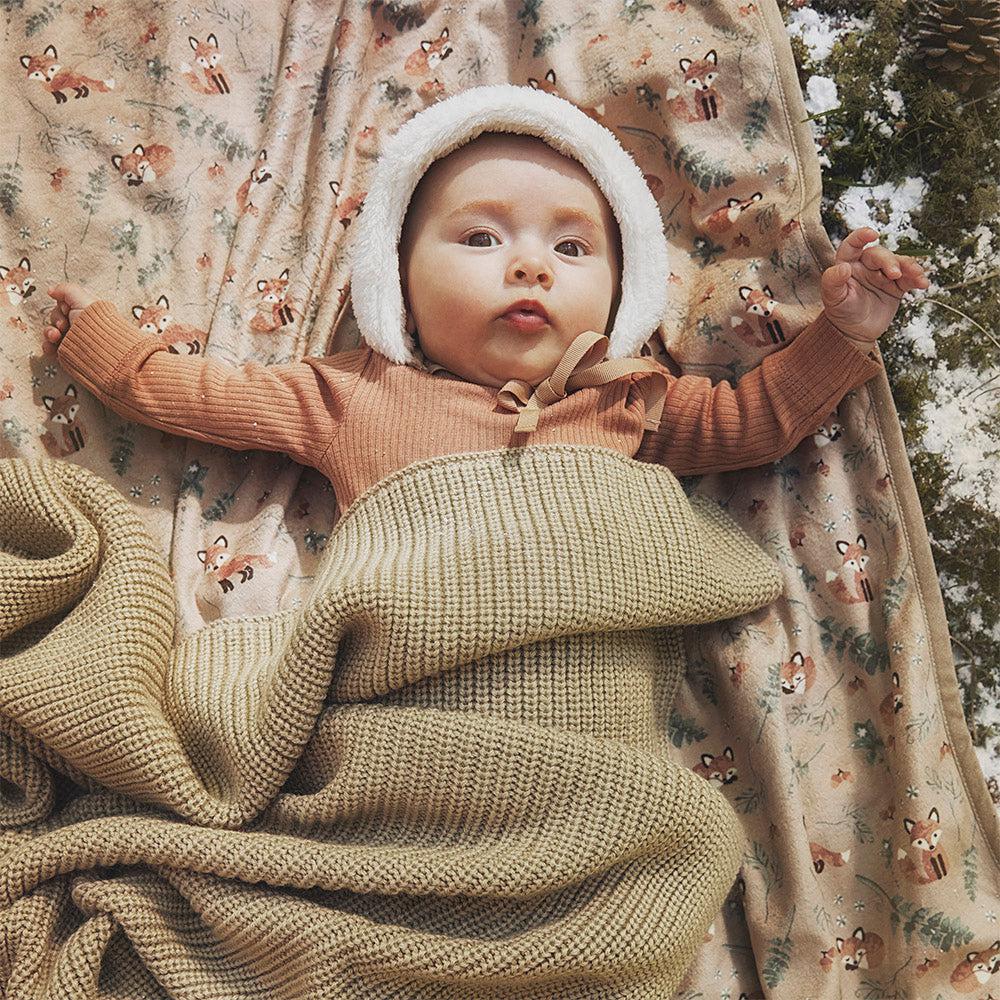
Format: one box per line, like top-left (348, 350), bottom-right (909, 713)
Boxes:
top-left (351, 84), bottom-right (670, 365)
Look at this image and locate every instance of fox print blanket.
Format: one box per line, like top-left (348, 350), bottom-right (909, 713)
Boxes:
top-left (0, 447), bottom-right (782, 997)
top-left (3, 0), bottom-right (998, 996)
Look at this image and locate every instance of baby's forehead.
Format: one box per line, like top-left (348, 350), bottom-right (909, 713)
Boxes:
top-left (416, 131), bottom-right (613, 220)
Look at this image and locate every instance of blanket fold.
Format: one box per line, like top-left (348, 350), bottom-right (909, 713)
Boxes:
top-left (0, 447), bottom-right (781, 997)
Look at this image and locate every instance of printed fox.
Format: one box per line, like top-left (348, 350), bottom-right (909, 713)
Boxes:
top-left (250, 267), bottom-right (301, 332)
top-left (896, 806), bottom-right (949, 883)
top-left (824, 534), bottom-right (874, 604)
top-left (693, 745), bottom-right (738, 784)
top-left (131, 295), bottom-right (205, 354)
top-left (732, 285), bottom-right (786, 346)
top-left (179, 34), bottom-right (230, 94)
top-left (111, 143), bottom-right (175, 186)
top-left (810, 841), bottom-right (851, 873)
top-left (0, 256), bottom-right (36, 305)
top-left (236, 149), bottom-right (272, 217)
top-left (666, 50), bottom-right (723, 122)
top-left (878, 670), bottom-right (904, 724)
top-left (832, 927), bottom-right (885, 971)
top-left (705, 192), bottom-right (763, 235)
top-left (20, 45), bottom-right (114, 102)
top-left (328, 179), bottom-right (366, 229)
top-left (950, 941), bottom-right (1000, 994)
top-left (39, 384), bottom-right (86, 456)
top-left (779, 650), bottom-right (816, 695)
top-left (403, 26), bottom-right (453, 76)
top-left (197, 535), bottom-right (277, 594)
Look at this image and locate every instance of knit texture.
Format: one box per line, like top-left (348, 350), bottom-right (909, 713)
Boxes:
top-left (0, 446), bottom-right (782, 998)
top-left (56, 300), bottom-right (885, 512)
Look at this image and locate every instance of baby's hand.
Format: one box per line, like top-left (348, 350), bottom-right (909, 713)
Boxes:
top-left (820, 227), bottom-right (929, 345)
top-left (44, 282), bottom-right (98, 344)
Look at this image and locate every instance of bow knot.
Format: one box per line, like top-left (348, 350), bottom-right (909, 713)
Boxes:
top-left (496, 329), bottom-right (668, 434)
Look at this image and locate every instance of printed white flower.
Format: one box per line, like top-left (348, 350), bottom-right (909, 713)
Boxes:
top-left (906, 784), bottom-right (919, 798)
top-left (111, 133), bottom-right (123, 145)
top-left (38, 236), bottom-right (51, 250)
top-left (987, 910), bottom-right (997, 923)
top-left (834, 893), bottom-right (844, 905)
top-left (756, 161), bottom-right (770, 175)
top-left (40, 217), bottom-right (51, 228)
top-left (150, 495), bottom-right (161, 506)
top-left (175, 14), bottom-right (189, 26)
top-left (106, 114), bottom-right (117, 125)
top-left (841, 510), bottom-right (852, 521)
top-left (854, 899), bottom-right (865, 911)
top-left (18, 226), bottom-right (30, 240)
top-left (824, 492), bottom-right (835, 502)
top-left (130, 485), bottom-right (143, 498)
top-left (824, 520), bottom-right (837, 532)
top-left (857, 725), bottom-right (868, 737)
top-left (792, 624), bottom-right (803, 636)
top-left (892, 641), bottom-right (903, 653)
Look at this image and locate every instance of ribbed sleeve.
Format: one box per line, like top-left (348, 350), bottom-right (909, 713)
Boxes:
top-left (635, 312), bottom-right (884, 475)
top-left (57, 300), bottom-right (368, 470)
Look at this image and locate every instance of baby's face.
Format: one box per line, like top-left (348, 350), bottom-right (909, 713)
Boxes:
top-left (398, 133), bottom-right (622, 388)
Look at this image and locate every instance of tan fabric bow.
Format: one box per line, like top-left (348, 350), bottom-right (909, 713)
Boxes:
top-left (496, 329), bottom-right (669, 433)
top-left (411, 329), bottom-right (669, 434)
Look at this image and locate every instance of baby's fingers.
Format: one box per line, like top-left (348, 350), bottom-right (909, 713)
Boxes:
top-left (861, 244), bottom-right (902, 278)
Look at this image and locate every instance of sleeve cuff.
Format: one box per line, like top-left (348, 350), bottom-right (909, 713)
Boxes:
top-left (57, 300), bottom-right (157, 387)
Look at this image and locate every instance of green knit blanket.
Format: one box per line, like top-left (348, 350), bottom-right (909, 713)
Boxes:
top-left (0, 446), bottom-right (783, 998)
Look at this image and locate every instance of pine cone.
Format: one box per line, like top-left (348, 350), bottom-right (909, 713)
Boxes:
top-left (913, 0), bottom-right (1000, 98)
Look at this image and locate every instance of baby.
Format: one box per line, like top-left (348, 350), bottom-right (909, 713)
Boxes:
top-left (43, 89), bottom-right (928, 520)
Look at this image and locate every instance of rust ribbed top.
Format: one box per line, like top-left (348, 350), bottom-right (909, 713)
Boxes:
top-left (57, 301), bottom-right (882, 513)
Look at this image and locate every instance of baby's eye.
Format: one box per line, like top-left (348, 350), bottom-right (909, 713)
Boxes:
top-left (463, 231), bottom-right (588, 256)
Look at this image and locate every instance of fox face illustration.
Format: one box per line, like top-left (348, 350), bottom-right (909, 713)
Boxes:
top-left (197, 535), bottom-right (277, 594)
top-left (737, 285), bottom-right (786, 344)
top-left (693, 745), bottom-right (737, 784)
top-left (131, 295), bottom-right (204, 355)
top-left (40, 384), bottom-right (86, 456)
top-left (0, 256), bottom-right (36, 305)
top-left (179, 33), bottom-right (230, 94)
top-left (835, 926), bottom-right (885, 971)
top-left (680, 50), bottom-right (722, 120)
top-left (20, 44), bottom-right (114, 102)
top-left (950, 941), bottom-right (1000, 993)
top-left (704, 192), bottom-right (763, 234)
top-left (404, 26), bottom-right (452, 76)
top-left (111, 143), bottom-right (175, 186)
top-left (897, 806), bottom-right (949, 883)
top-left (236, 149), bottom-right (272, 217)
top-left (824, 534), bottom-right (873, 604)
top-left (250, 267), bottom-right (301, 332)
top-left (780, 650), bottom-right (816, 695)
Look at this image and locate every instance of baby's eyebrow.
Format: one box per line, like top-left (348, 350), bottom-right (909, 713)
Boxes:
top-left (447, 198), bottom-right (602, 236)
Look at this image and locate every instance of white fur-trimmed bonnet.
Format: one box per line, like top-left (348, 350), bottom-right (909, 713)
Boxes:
top-left (350, 84), bottom-right (670, 365)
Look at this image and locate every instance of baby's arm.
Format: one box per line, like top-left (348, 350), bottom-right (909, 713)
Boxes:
top-left (636, 227), bottom-right (927, 475)
top-left (634, 311), bottom-right (882, 475)
top-left (53, 298), bottom-right (366, 470)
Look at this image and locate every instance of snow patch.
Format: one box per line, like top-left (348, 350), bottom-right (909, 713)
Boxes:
top-left (919, 361), bottom-right (1000, 518)
top-left (804, 75), bottom-right (840, 116)
top-left (836, 176), bottom-right (928, 250)
top-left (786, 7), bottom-right (871, 64)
